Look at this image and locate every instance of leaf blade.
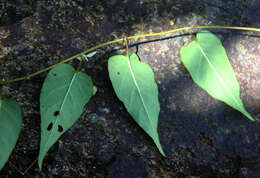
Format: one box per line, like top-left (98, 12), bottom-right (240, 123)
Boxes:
top-left (0, 99), bottom-right (22, 170)
top-left (38, 64), bottom-right (93, 169)
top-left (108, 53), bottom-right (165, 156)
top-left (180, 30), bottom-right (254, 121)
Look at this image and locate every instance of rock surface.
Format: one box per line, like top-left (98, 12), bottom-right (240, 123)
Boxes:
top-left (0, 0), bottom-right (260, 177)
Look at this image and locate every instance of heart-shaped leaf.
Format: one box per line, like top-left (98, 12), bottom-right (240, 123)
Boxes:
top-left (39, 64), bottom-right (93, 169)
top-left (0, 99), bottom-right (22, 170)
top-left (180, 30), bottom-right (254, 121)
top-left (108, 53), bottom-right (165, 156)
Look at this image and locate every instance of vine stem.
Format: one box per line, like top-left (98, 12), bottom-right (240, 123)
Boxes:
top-left (124, 36), bottom-right (129, 60)
top-left (8, 157), bottom-right (38, 176)
top-left (76, 58), bottom-right (84, 72)
top-left (1, 25), bottom-right (260, 85)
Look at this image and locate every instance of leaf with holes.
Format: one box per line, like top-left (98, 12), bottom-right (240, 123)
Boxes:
top-left (180, 30), bottom-right (254, 121)
top-left (108, 53), bottom-right (165, 156)
top-left (38, 64), bottom-right (93, 169)
top-left (0, 99), bottom-right (22, 170)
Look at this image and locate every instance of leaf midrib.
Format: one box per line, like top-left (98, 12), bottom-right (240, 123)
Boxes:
top-left (197, 43), bottom-right (241, 108)
top-left (42, 72), bottom-right (77, 153)
top-left (127, 60), bottom-right (154, 127)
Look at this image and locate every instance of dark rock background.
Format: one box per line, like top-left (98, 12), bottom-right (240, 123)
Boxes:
top-left (0, 0), bottom-right (259, 177)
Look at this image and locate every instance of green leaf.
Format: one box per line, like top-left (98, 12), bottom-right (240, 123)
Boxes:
top-left (108, 53), bottom-right (165, 156)
top-left (0, 99), bottom-right (22, 170)
top-left (38, 64), bottom-right (93, 169)
top-left (180, 30), bottom-right (254, 121)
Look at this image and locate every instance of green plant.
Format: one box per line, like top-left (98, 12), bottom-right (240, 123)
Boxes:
top-left (0, 26), bottom-right (258, 171)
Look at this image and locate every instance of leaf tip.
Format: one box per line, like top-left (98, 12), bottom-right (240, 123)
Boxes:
top-left (38, 157), bottom-right (43, 171)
